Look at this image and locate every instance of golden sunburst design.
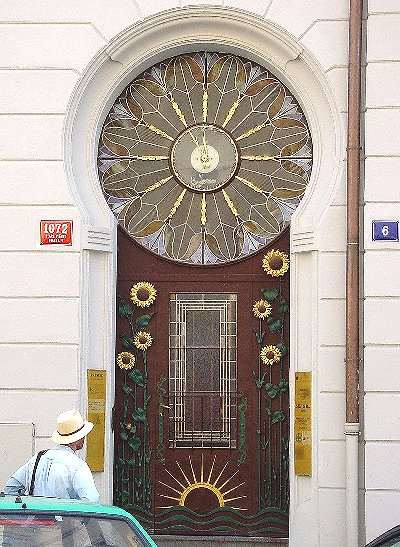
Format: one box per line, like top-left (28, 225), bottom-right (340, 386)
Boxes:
top-left (158, 455), bottom-right (247, 511)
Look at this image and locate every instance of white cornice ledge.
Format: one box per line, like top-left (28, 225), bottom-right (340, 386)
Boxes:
top-left (82, 225), bottom-right (113, 252)
top-left (291, 231), bottom-right (317, 253)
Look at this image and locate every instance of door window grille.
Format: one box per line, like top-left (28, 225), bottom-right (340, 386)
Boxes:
top-left (169, 293), bottom-right (237, 448)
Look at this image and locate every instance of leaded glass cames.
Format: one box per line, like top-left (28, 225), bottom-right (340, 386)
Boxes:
top-left (97, 52), bottom-right (312, 264)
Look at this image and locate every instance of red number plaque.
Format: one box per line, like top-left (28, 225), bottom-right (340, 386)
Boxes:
top-left (40, 220), bottom-right (73, 245)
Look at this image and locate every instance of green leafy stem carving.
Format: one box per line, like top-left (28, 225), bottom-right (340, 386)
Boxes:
top-left (157, 376), bottom-right (168, 464)
top-left (238, 394), bottom-right (248, 466)
top-left (115, 294), bottom-right (154, 512)
top-left (253, 281), bottom-right (289, 510)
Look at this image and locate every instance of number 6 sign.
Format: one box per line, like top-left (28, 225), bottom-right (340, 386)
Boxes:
top-left (372, 220), bottom-right (399, 241)
top-left (40, 220), bottom-right (73, 245)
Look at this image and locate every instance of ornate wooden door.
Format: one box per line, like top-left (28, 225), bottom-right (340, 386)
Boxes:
top-left (97, 50), bottom-right (312, 537)
top-left (114, 228), bottom-right (290, 537)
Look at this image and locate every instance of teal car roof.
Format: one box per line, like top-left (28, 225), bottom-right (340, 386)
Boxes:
top-left (0, 495), bottom-right (126, 515)
top-left (0, 495), bottom-right (156, 546)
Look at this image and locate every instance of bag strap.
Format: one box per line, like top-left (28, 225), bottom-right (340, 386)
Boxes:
top-left (29, 450), bottom-right (48, 496)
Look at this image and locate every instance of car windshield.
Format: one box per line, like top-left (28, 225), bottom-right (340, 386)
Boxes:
top-left (0, 512), bottom-right (150, 546)
top-left (373, 537), bottom-right (400, 547)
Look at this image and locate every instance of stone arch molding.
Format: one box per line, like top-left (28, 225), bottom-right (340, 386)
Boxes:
top-left (63, 6), bottom-right (344, 503)
top-left (65, 6), bottom-right (344, 252)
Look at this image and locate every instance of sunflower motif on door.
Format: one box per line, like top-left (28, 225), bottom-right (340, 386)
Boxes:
top-left (98, 51), bottom-right (312, 265)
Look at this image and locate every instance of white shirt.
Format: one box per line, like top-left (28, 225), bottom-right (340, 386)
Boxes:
top-left (3, 445), bottom-right (100, 503)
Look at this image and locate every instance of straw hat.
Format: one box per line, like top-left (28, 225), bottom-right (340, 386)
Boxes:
top-left (51, 409), bottom-right (93, 445)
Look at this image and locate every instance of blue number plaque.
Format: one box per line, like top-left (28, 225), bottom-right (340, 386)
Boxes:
top-left (372, 220), bottom-right (399, 241)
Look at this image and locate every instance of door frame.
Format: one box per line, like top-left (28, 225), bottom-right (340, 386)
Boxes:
top-left (63, 6), bottom-right (345, 538)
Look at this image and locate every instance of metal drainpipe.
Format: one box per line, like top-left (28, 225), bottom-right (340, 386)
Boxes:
top-left (345, 0), bottom-right (362, 546)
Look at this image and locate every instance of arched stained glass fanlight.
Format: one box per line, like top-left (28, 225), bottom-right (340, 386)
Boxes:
top-left (97, 52), bottom-right (312, 265)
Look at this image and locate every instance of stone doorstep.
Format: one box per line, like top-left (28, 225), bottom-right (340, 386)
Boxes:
top-left (152, 536), bottom-right (288, 546)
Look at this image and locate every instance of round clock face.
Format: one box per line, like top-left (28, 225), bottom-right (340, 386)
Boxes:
top-left (171, 124), bottom-right (239, 192)
top-left (98, 52), bottom-right (313, 265)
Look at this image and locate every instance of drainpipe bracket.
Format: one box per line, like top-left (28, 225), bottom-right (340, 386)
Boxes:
top-left (346, 145), bottom-right (363, 151)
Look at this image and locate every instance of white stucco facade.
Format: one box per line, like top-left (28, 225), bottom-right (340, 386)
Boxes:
top-left (364, 2), bottom-right (400, 543)
top-left (0, 1), bottom-right (398, 545)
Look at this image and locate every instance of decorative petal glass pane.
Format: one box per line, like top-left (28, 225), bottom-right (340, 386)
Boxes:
top-left (98, 52), bottom-right (312, 264)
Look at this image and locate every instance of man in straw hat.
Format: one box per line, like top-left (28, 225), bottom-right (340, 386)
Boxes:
top-left (3, 409), bottom-right (100, 502)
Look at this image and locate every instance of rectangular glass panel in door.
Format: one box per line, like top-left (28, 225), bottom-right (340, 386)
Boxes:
top-left (169, 293), bottom-right (237, 448)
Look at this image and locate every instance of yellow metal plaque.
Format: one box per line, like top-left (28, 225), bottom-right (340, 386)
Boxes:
top-left (294, 372), bottom-right (312, 476)
top-left (86, 369), bottom-right (106, 472)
